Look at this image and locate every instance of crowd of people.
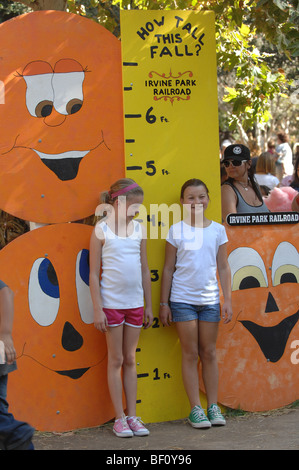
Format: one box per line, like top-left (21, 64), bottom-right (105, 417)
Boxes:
top-left (220, 131), bottom-right (299, 220)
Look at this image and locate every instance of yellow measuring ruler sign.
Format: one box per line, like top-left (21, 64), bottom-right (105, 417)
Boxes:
top-left (121, 10), bottom-right (220, 422)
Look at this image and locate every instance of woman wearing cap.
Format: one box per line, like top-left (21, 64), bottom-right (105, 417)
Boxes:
top-left (221, 144), bottom-right (269, 222)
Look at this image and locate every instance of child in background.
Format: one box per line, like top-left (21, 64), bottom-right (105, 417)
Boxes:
top-left (89, 178), bottom-right (153, 438)
top-left (159, 179), bottom-right (232, 428)
top-left (0, 280), bottom-right (35, 450)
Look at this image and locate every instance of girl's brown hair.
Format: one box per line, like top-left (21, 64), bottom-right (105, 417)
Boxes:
top-left (180, 178), bottom-right (209, 199)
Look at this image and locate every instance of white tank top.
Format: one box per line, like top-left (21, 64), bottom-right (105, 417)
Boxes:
top-left (97, 220), bottom-right (144, 309)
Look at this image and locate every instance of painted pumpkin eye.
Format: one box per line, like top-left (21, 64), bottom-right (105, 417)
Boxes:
top-left (272, 242), bottom-right (299, 286)
top-left (66, 98), bottom-right (83, 115)
top-left (35, 100), bottom-right (53, 118)
top-left (76, 249), bottom-right (94, 324)
top-left (52, 64), bottom-right (85, 116)
top-left (228, 247), bottom-right (268, 291)
top-left (28, 257), bottom-right (60, 326)
top-left (23, 72), bottom-right (54, 118)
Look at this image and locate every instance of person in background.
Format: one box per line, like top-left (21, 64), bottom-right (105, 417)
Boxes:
top-left (254, 152), bottom-right (279, 190)
top-left (221, 144), bottom-right (269, 221)
top-left (291, 192), bottom-right (299, 212)
top-left (267, 138), bottom-right (277, 156)
top-left (0, 281), bottom-right (35, 450)
top-left (276, 132), bottom-right (293, 179)
top-left (289, 154), bottom-right (299, 191)
top-left (220, 131), bottom-right (234, 158)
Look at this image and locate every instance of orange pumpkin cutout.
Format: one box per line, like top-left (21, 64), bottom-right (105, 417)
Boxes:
top-left (0, 223), bottom-right (114, 432)
top-left (0, 11), bottom-right (124, 223)
top-left (204, 224), bottom-right (299, 412)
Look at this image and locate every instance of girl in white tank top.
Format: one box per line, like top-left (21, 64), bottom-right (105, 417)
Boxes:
top-left (89, 179), bottom-right (153, 438)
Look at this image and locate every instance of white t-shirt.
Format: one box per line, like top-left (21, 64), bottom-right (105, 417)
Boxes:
top-left (276, 142), bottom-right (293, 176)
top-left (255, 173), bottom-right (279, 189)
top-left (96, 220), bottom-right (144, 309)
top-left (166, 220), bottom-right (228, 305)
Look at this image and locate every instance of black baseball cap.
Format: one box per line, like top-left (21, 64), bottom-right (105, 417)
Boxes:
top-left (223, 144), bottom-right (251, 162)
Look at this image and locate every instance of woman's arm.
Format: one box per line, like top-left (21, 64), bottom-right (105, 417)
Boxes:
top-left (216, 243), bottom-right (232, 324)
top-left (159, 242), bottom-right (177, 326)
top-left (292, 193), bottom-right (299, 212)
top-left (221, 184), bottom-right (238, 222)
top-left (89, 227), bottom-right (108, 332)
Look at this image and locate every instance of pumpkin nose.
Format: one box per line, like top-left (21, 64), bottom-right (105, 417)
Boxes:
top-left (265, 292), bottom-right (279, 313)
top-left (61, 321), bottom-right (83, 351)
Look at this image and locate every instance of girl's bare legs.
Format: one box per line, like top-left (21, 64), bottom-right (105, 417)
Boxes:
top-left (198, 321), bottom-right (219, 406)
top-left (123, 325), bottom-right (142, 417)
top-left (175, 320), bottom-right (202, 409)
top-left (105, 325), bottom-right (125, 419)
top-left (176, 320), bottom-right (219, 409)
top-left (106, 324), bottom-right (142, 419)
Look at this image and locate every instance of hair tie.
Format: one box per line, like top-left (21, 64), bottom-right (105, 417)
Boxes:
top-left (110, 183), bottom-right (139, 199)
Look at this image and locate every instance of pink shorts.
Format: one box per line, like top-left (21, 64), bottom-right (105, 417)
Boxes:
top-left (103, 307), bottom-right (144, 328)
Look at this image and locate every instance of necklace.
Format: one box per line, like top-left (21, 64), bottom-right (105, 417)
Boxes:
top-left (237, 179), bottom-right (250, 191)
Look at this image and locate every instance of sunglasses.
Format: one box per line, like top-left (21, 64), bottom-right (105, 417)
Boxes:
top-left (223, 159), bottom-right (248, 168)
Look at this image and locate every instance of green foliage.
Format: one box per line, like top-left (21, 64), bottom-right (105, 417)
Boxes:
top-left (2, 0), bottom-right (298, 132)
top-left (0, 0), bottom-right (29, 22)
top-left (65, 0), bottom-right (298, 131)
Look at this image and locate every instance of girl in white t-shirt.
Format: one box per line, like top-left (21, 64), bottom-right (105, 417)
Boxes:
top-left (89, 179), bottom-right (153, 438)
top-left (159, 179), bottom-right (232, 428)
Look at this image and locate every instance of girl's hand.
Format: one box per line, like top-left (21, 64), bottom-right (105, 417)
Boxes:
top-left (0, 340), bottom-right (5, 364)
top-left (221, 301), bottom-right (233, 324)
top-left (0, 334), bottom-right (16, 364)
top-left (94, 310), bottom-right (108, 333)
top-left (143, 307), bottom-right (153, 329)
top-left (159, 304), bottom-right (172, 327)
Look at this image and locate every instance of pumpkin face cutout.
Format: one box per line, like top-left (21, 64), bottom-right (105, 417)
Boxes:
top-left (0, 223), bottom-right (113, 432)
top-left (212, 224), bottom-right (299, 412)
top-left (0, 11), bottom-right (124, 223)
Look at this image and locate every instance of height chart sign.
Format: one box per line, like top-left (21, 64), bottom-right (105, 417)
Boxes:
top-left (121, 10), bottom-right (220, 422)
top-left (121, 10), bottom-right (220, 212)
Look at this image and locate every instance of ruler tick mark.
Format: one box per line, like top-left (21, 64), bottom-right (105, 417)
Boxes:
top-left (127, 165), bottom-right (142, 171)
top-left (125, 114), bottom-right (142, 119)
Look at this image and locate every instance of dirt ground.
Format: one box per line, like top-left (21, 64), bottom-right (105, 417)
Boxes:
top-left (33, 407), bottom-right (299, 451)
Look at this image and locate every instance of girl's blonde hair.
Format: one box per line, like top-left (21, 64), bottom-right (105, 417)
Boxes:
top-left (101, 178), bottom-right (143, 205)
top-left (256, 152), bottom-right (276, 176)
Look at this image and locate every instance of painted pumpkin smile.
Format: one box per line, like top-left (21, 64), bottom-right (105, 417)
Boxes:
top-left (19, 342), bottom-right (101, 380)
top-left (239, 309), bottom-right (299, 363)
top-left (33, 149), bottom-right (89, 181)
top-left (4, 131), bottom-right (108, 181)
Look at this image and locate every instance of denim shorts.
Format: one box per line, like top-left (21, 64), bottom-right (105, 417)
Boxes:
top-left (170, 301), bottom-right (221, 323)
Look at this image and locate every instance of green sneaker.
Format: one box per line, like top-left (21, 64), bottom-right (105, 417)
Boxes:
top-left (207, 404), bottom-right (226, 426)
top-left (188, 405), bottom-right (211, 429)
